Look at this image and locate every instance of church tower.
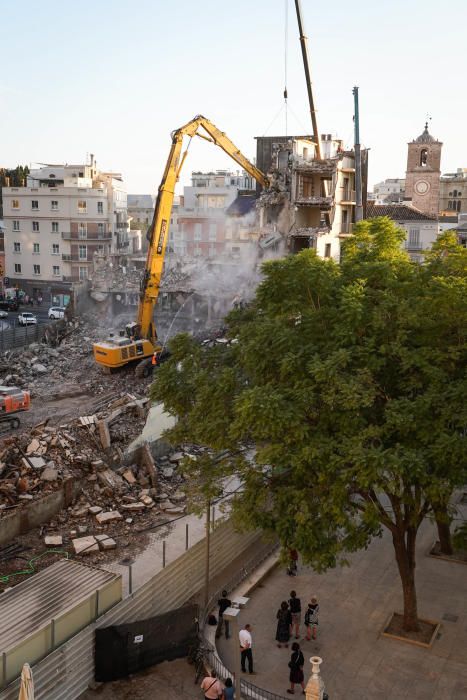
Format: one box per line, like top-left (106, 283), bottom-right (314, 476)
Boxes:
top-left (404, 123), bottom-right (442, 217)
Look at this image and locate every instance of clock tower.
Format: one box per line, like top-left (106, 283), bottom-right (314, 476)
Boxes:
top-left (404, 123), bottom-right (442, 217)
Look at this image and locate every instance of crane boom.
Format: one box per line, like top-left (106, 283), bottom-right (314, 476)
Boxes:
top-left (93, 115), bottom-right (268, 373)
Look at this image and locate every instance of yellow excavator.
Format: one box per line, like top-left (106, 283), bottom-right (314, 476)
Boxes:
top-left (93, 115), bottom-right (269, 376)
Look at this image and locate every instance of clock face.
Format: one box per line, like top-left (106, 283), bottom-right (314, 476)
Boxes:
top-left (415, 180), bottom-right (430, 195)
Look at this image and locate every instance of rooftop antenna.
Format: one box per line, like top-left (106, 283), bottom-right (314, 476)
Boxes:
top-left (294, 0), bottom-right (321, 159)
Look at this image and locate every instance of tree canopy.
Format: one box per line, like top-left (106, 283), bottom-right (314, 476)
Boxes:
top-left (151, 217), bottom-right (467, 632)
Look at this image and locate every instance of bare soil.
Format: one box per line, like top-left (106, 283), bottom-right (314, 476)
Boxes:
top-left (383, 612), bottom-right (438, 646)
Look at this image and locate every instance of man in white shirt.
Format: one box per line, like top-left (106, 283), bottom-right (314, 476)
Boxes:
top-left (239, 623), bottom-right (254, 673)
top-left (200, 670), bottom-right (223, 699)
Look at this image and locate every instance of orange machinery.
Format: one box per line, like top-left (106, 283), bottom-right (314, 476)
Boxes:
top-left (0, 386), bottom-right (31, 431)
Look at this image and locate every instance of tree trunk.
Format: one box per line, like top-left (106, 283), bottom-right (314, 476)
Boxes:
top-left (392, 528), bottom-right (420, 632)
top-left (434, 505), bottom-right (453, 556)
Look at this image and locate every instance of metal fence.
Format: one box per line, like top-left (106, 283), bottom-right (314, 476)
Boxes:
top-left (200, 541), bottom-right (289, 700)
top-left (0, 324), bottom-right (47, 351)
top-left (0, 521), bottom-right (266, 700)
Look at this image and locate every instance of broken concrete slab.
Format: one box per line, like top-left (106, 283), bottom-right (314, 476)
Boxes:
top-left (88, 505), bottom-right (103, 516)
top-left (122, 469), bottom-right (136, 484)
top-left (162, 468), bottom-right (174, 479)
top-left (140, 443), bottom-right (157, 488)
top-left (169, 452), bottom-right (184, 463)
top-left (98, 537), bottom-right (117, 551)
top-left (26, 439), bottom-right (41, 454)
top-left (126, 402), bottom-right (176, 458)
top-left (165, 506), bottom-right (186, 515)
top-left (44, 535), bottom-right (63, 547)
top-left (97, 469), bottom-right (124, 490)
top-left (41, 466), bottom-right (59, 482)
top-left (72, 535), bottom-right (99, 555)
top-left (121, 503), bottom-right (145, 512)
top-left (140, 495), bottom-right (154, 507)
top-left (97, 419), bottom-right (111, 450)
top-left (95, 510), bottom-right (123, 524)
top-left (27, 456), bottom-right (47, 470)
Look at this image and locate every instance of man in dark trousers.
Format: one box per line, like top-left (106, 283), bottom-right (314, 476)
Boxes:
top-left (239, 624), bottom-right (254, 673)
top-left (216, 589), bottom-right (231, 639)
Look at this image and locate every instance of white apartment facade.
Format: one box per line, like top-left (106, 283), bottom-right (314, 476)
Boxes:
top-left (366, 203), bottom-right (440, 262)
top-left (372, 178), bottom-right (406, 204)
top-left (174, 171), bottom-right (256, 257)
top-left (2, 159), bottom-right (128, 302)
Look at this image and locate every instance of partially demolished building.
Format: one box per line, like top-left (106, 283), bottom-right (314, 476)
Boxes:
top-left (254, 133), bottom-right (368, 260)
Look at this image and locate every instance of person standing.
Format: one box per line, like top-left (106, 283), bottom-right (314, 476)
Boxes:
top-left (200, 670), bottom-right (223, 700)
top-left (222, 677), bottom-right (235, 700)
top-left (304, 597), bottom-right (319, 640)
top-left (289, 590), bottom-right (301, 639)
top-left (287, 548), bottom-right (298, 576)
top-left (287, 642), bottom-right (305, 694)
top-left (216, 589), bottom-right (231, 639)
top-left (239, 623), bottom-right (254, 673)
top-left (276, 600), bottom-right (292, 648)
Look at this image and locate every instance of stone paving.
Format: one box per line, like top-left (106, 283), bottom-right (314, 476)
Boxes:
top-left (217, 516), bottom-right (467, 700)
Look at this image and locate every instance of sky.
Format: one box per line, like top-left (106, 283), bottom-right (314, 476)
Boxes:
top-left (2, 0), bottom-right (466, 195)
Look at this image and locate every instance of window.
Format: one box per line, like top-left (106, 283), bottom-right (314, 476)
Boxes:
top-left (51, 200), bottom-right (58, 210)
top-left (209, 223), bottom-right (217, 242)
top-left (409, 228), bottom-right (420, 246)
top-left (97, 223), bottom-right (104, 235)
top-left (79, 266), bottom-right (88, 280)
top-left (78, 200), bottom-right (87, 213)
top-left (52, 243), bottom-right (60, 255)
top-left (14, 242), bottom-right (21, 253)
top-left (209, 245), bottom-right (216, 256)
top-left (33, 264), bottom-right (41, 275)
top-left (97, 201), bottom-right (104, 214)
top-left (79, 244), bottom-right (87, 260)
top-left (53, 265), bottom-right (60, 276)
top-left (31, 200), bottom-right (39, 209)
top-left (420, 149), bottom-right (428, 167)
top-left (13, 220), bottom-right (20, 231)
top-left (324, 243), bottom-right (332, 258)
top-left (14, 263), bottom-right (22, 273)
top-left (194, 223), bottom-right (202, 241)
top-left (78, 223), bottom-right (87, 238)
top-left (32, 221), bottom-right (39, 232)
top-left (33, 243), bottom-right (40, 254)
top-left (12, 199), bottom-right (19, 209)
top-left (52, 221), bottom-right (59, 233)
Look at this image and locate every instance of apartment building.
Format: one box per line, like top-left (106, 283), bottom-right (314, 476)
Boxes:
top-left (255, 133), bottom-right (368, 260)
top-left (372, 178), bottom-right (406, 204)
top-left (439, 168), bottom-right (467, 215)
top-left (366, 203), bottom-right (440, 262)
top-left (174, 171), bottom-right (256, 257)
top-left (2, 158), bottom-right (128, 302)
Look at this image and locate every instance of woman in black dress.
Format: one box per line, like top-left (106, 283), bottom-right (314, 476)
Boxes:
top-left (276, 601), bottom-right (292, 648)
top-left (287, 641), bottom-right (305, 694)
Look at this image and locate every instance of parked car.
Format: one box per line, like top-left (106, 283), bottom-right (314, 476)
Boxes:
top-left (48, 306), bottom-right (66, 320)
top-left (0, 310), bottom-right (8, 319)
top-left (18, 312), bottom-right (38, 326)
top-left (0, 299), bottom-right (19, 312)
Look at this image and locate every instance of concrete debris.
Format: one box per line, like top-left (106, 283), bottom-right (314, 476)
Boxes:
top-left (88, 505), bottom-right (103, 515)
top-left (72, 535), bottom-right (99, 555)
top-left (44, 535), bottom-right (63, 547)
top-left (95, 510), bottom-right (123, 524)
top-left (41, 466), bottom-right (58, 482)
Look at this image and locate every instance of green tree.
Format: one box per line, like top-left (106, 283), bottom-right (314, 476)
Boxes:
top-left (151, 217), bottom-right (467, 633)
top-left (0, 165), bottom-right (30, 216)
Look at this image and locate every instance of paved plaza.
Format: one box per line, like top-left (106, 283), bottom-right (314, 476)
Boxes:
top-left (217, 517), bottom-right (467, 699)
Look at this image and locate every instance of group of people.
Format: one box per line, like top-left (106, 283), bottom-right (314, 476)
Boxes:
top-left (275, 590), bottom-right (320, 694)
top-left (207, 586), bottom-right (320, 697)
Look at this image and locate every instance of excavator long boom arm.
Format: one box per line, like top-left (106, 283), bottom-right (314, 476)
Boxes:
top-left (137, 115), bottom-right (268, 343)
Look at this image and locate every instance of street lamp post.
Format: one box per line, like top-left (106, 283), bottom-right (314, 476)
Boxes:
top-left (222, 607), bottom-right (241, 699)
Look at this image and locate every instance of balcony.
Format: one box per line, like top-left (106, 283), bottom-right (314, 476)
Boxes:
top-left (341, 189), bottom-right (356, 204)
top-left (290, 225), bottom-right (330, 237)
top-left (62, 276), bottom-right (72, 283)
top-left (62, 253), bottom-right (93, 262)
top-left (293, 157), bottom-right (336, 177)
top-left (61, 232), bottom-right (111, 240)
top-left (404, 242), bottom-right (423, 250)
top-left (295, 196), bottom-right (333, 208)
